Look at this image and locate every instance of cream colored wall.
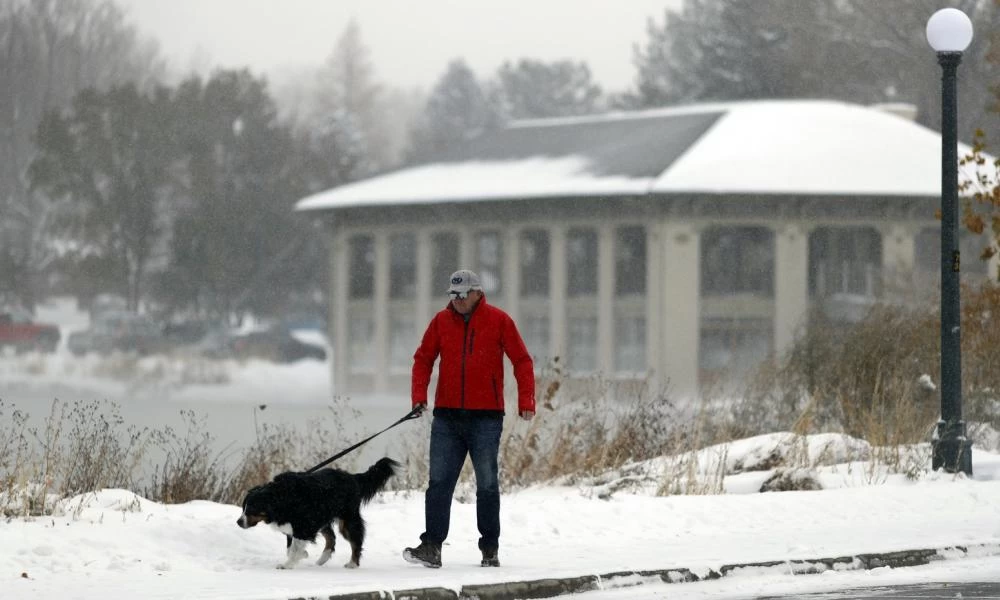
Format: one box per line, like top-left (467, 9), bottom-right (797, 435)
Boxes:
top-left (326, 211), bottom-right (926, 401)
top-left (774, 224), bottom-right (810, 360)
top-left (659, 223), bottom-right (701, 400)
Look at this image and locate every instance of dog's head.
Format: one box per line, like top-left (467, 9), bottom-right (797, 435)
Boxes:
top-left (236, 484), bottom-right (273, 529)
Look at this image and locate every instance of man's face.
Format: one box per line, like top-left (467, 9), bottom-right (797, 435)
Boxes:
top-left (450, 290), bottom-right (480, 314)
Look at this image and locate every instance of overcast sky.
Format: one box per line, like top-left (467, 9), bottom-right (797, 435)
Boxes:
top-left (119, 0), bottom-right (683, 93)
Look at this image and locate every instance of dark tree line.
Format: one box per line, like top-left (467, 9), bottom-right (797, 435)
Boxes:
top-left (405, 0), bottom-right (997, 161)
top-left (0, 0), bottom-right (164, 309)
top-left (404, 57), bottom-right (605, 162)
top-left (627, 0), bottom-right (998, 137)
top-left (29, 70), bottom-right (334, 320)
top-left (4, 0), bottom-right (998, 320)
top-left (30, 84), bottom-right (173, 312)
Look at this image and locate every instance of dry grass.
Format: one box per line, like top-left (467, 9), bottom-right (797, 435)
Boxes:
top-left (0, 399), bottom-right (148, 516)
top-left (739, 302), bottom-right (940, 443)
top-left (2, 282), bottom-right (999, 513)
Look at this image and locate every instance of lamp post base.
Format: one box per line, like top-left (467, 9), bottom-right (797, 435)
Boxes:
top-left (932, 436), bottom-right (973, 475)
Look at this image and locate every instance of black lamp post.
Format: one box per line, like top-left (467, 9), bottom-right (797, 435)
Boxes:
top-left (927, 8), bottom-right (973, 475)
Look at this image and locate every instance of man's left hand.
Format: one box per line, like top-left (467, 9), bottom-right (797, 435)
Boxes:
top-left (519, 410), bottom-right (534, 421)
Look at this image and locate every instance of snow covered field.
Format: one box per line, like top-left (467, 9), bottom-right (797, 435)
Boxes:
top-left (4, 438), bottom-right (1000, 600)
top-left (4, 297), bottom-right (1000, 599)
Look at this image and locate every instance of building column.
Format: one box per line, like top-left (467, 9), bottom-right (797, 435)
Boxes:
top-left (503, 227), bottom-right (520, 318)
top-left (881, 224), bottom-right (916, 293)
top-left (549, 226), bottom-right (567, 365)
top-left (774, 224), bottom-right (810, 360)
top-left (660, 223), bottom-right (700, 400)
top-left (415, 229), bottom-right (432, 330)
top-left (598, 224), bottom-right (615, 375)
top-left (373, 231), bottom-right (390, 394)
top-left (330, 226), bottom-right (349, 395)
top-left (645, 225), bottom-right (662, 389)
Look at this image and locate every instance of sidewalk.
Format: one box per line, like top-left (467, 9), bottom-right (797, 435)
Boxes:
top-left (9, 462), bottom-right (1000, 600)
top-left (319, 543), bottom-right (1000, 600)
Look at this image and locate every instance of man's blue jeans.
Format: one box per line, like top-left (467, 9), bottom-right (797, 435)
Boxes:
top-left (421, 412), bottom-right (503, 551)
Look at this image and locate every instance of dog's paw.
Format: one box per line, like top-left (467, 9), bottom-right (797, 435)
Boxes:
top-left (316, 550), bottom-right (332, 566)
top-left (343, 560), bottom-right (359, 569)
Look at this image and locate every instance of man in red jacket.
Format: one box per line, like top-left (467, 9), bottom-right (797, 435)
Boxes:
top-left (403, 269), bottom-right (535, 569)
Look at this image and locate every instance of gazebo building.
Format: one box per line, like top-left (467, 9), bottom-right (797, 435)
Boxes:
top-left (295, 100), bottom-right (992, 400)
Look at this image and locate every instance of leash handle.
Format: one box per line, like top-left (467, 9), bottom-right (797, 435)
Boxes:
top-left (305, 405), bottom-right (424, 473)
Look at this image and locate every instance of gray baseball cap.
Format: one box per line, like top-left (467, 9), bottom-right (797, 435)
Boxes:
top-left (448, 269), bottom-right (482, 294)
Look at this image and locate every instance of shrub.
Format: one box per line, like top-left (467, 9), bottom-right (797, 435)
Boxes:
top-left (740, 281), bottom-right (1000, 449)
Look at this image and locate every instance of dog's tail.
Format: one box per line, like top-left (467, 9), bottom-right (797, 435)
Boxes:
top-left (355, 457), bottom-right (400, 504)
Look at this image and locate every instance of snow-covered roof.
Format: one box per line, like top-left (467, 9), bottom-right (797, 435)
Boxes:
top-left (296, 99), bottom-right (983, 212)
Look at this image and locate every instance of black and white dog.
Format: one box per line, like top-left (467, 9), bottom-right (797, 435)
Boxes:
top-left (237, 457), bottom-right (399, 569)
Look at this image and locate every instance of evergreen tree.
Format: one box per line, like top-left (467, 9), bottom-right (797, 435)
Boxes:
top-left (311, 20), bottom-right (391, 181)
top-left (28, 83), bottom-right (174, 311)
top-left (160, 69), bottom-right (322, 319)
top-left (407, 59), bottom-right (501, 161)
top-left (628, 0), bottom-right (997, 136)
top-left (835, 0), bottom-right (997, 135)
top-left (495, 58), bottom-right (603, 119)
top-left (0, 0), bottom-right (164, 308)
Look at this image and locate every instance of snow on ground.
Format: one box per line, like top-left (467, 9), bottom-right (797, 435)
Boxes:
top-left (4, 297), bottom-right (1000, 599)
top-left (4, 440), bottom-right (1000, 600)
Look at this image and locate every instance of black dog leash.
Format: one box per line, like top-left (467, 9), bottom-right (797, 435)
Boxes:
top-left (305, 405), bottom-right (425, 473)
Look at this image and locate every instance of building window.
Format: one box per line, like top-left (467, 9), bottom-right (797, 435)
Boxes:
top-left (475, 231), bottom-right (503, 295)
top-left (616, 226), bottom-right (646, 296)
top-left (432, 232), bottom-right (459, 296)
top-left (567, 228), bottom-right (597, 297)
top-left (567, 316), bottom-right (597, 373)
top-left (521, 315), bottom-right (550, 366)
top-left (390, 233), bottom-right (416, 299)
top-left (614, 315), bottom-right (646, 373)
top-left (347, 314), bottom-right (374, 373)
top-left (809, 227), bottom-right (882, 297)
top-left (614, 226), bottom-right (646, 374)
top-left (701, 227), bottom-right (774, 296)
top-left (389, 315), bottom-right (416, 371)
top-left (520, 229), bottom-right (550, 297)
top-left (699, 319), bottom-right (771, 385)
top-left (349, 235), bottom-right (374, 299)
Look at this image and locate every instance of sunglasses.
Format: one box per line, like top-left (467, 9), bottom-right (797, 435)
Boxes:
top-left (449, 290), bottom-right (471, 300)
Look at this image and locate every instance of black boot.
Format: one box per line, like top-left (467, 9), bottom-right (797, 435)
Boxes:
top-left (481, 547), bottom-right (500, 567)
top-left (403, 542), bottom-right (442, 568)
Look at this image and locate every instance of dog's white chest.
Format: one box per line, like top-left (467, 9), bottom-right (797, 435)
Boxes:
top-left (269, 522), bottom-right (294, 537)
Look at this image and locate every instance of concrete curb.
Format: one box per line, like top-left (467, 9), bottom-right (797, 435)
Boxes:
top-left (317, 543), bottom-right (1000, 600)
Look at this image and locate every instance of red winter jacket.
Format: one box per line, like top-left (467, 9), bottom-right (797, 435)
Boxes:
top-left (412, 295), bottom-right (535, 415)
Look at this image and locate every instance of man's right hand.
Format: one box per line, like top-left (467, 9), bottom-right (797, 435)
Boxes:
top-left (413, 403), bottom-right (428, 417)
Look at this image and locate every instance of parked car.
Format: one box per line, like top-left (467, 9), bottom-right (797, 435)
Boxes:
top-left (230, 327), bottom-right (327, 363)
top-left (67, 311), bottom-right (165, 356)
top-left (189, 327), bottom-right (241, 359)
top-left (87, 293), bottom-right (128, 320)
top-left (160, 318), bottom-right (224, 348)
top-left (278, 311), bottom-right (327, 332)
top-left (0, 307), bottom-right (60, 353)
